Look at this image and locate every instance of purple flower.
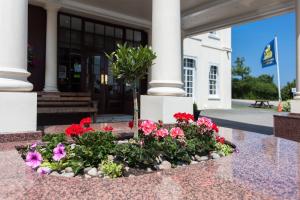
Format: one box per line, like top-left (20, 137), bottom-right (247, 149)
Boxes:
top-left (26, 151), bottom-right (43, 168)
top-left (30, 142), bottom-right (37, 149)
top-left (52, 143), bottom-right (66, 161)
top-left (37, 167), bottom-right (51, 175)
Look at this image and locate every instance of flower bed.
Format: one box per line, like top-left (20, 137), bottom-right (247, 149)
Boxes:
top-left (18, 113), bottom-right (235, 179)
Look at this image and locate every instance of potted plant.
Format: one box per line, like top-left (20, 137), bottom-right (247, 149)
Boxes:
top-left (106, 44), bottom-right (156, 138)
top-left (193, 102), bottom-right (201, 120)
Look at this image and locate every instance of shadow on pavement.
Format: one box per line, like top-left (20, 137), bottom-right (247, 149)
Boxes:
top-left (202, 116), bottom-right (273, 135)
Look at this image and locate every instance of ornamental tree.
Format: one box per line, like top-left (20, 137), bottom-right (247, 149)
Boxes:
top-left (106, 44), bottom-right (156, 138)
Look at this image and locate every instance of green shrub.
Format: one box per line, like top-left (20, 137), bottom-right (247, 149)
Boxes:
top-left (215, 143), bottom-right (234, 156)
top-left (72, 131), bottom-right (116, 167)
top-left (101, 160), bottom-right (123, 178)
top-left (157, 137), bottom-right (191, 165)
top-left (114, 141), bottom-right (159, 168)
top-left (282, 101), bottom-right (291, 112)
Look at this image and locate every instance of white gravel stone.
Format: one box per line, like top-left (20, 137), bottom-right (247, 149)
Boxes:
top-left (211, 152), bottom-right (221, 159)
top-left (61, 172), bottom-right (75, 177)
top-left (65, 167), bottom-right (73, 173)
top-left (128, 174), bottom-right (135, 178)
top-left (146, 168), bottom-right (152, 172)
top-left (117, 140), bottom-right (129, 144)
top-left (87, 168), bottom-right (98, 177)
top-left (84, 167), bottom-right (92, 174)
top-left (191, 161), bottom-right (198, 164)
top-left (50, 171), bottom-right (60, 176)
top-left (158, 161), bottom-right (172, 170)
top-left (124, 166), bottom-right (130, 172)
top-left (195, 155), bottom-right (209, 162)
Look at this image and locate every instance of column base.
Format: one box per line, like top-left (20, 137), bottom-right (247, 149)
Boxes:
top-left (43, 86), bottom-right (58, 92)
top-left (140, 95), bottom-right (193, 123)
top-left (0, 92), bottom-right (37, 133)
top-left (291, 99), bottom-right (300, 113)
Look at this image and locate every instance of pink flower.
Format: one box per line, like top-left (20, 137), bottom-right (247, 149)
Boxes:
top-left (139, 120), bottom-right (157, 135)
top-left (197, 117), bottom-right (214, 130)
top-left (26, 151), bottom-right (43, 168)
top-left (52, 143), bottom-right (66, 161)
top-left (170, 127), bottom-right (184, 139)
top-left (155, 128), bottom-right (169, 138)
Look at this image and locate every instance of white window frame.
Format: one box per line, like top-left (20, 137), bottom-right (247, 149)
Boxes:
top-left (183, 56), bottom-right (196, 99)
top-left (208, 64), bottom-right (220, 99)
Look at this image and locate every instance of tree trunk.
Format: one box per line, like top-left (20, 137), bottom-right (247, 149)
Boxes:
top-left (133, 81), bottom-right (139, 138)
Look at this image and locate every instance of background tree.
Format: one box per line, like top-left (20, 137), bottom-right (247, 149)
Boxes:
top-left (232, 57), bottom-right (278, 100)
top-left (281, 80), bottom-right (296, 100)
top-left (232, 57), bottom-right (251, 80)
top-left (107, 44), bottom-right (156, 138)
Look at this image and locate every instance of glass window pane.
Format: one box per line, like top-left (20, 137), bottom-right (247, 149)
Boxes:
top-left (71, 17), bottom-right (81, 30)
top-left (115, 28), bottom-right (123, 39)
top-left (134, 31), bottom-right (142, 42)
top-left (105, 26), bottom-right (114, 37)
top-left (60, 15), bottom-right (70, 28)
top-left (126, 29), bottom-right (133, 40)
top-left (59, 29), bottom-right (70, 43)
top-left (71, 31), bottom-right (81, 44)
top-left (85, 22), bottom-right (94, 33)
top-left (84, 33), bottom-right (93, 46)
top-left (95, 35), bottom-right (104, 48)
top-left (95, 24), bottom-right (104, 35)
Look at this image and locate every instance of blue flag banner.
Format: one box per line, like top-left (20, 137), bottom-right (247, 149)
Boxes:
top-left (261, 39), bottom-right (277, 68)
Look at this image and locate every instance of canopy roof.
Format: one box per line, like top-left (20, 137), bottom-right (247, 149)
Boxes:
top-left (30, 0), bottom-right (294, 35)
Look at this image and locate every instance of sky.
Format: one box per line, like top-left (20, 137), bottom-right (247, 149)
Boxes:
top-left (232, 12), bottom-right (296, 87)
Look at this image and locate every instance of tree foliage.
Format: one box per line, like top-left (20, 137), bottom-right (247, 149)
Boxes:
top-left (232, 57), bottom-right (278, 100)
top-left (281, 80), bottom-right (296, 101)
top-left (232, 57), bottom-right (251, 80)
top-left (106, 44), bottom-right (156, 138)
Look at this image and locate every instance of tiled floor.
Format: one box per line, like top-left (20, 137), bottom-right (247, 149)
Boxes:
top-left (1, 126), bottom-right (300, 199)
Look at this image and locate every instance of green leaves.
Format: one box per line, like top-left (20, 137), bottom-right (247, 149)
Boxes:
top-left (106, 43), bottom-right (156, 85)
top-left (100, 160), bottom-right (123, 178)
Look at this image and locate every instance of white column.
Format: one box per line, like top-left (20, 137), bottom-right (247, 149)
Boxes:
top-left (148, 0), bottom-right (185, 96)
top-left (0, 0), bottom-right (36, 133)
top-left (0, 0), bottom-right (33, 91)
top-left (291, 0), bottom-right (300, 113)
top-left (44, 4), bottom-right (60, 92)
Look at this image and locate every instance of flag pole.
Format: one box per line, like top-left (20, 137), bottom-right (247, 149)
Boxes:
top-left (274, 36), bottom-right (282, 102)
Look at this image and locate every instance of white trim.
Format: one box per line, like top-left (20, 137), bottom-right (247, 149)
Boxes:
top-left (29, 0), bottom-right (151, 29)
top-left (208, 63), bottom-right (220, 99)
top-left (183, 56), bottom-right (197, 100)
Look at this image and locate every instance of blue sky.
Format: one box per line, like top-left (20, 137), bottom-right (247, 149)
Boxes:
top-left (232, 12), bottom-right (296, 87)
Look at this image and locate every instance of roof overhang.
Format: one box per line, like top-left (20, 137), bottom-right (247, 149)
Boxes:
top-left (29, 0), bottom-right (295, 35)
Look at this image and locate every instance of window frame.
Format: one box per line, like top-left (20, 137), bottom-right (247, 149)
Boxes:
top-left (208, 64), bottom-right (220, 99)
top-left (183, 56), bottom-right (196, 99)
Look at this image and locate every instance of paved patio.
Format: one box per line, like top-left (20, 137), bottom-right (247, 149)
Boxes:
top-left (201, 100), bottom-right (288, 135)
top-left (1, 124), bottom-right (300, 199)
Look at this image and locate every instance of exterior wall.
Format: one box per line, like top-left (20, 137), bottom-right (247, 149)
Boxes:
top-left (183, 28), bottom-right (232, 110)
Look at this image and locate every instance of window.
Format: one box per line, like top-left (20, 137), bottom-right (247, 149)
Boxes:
top-left (183, 58), bottom-right (196, 97)
top-left (208, 31), bottom-right (220, 40)
top-left (209, 65), bottom-right (218, 96)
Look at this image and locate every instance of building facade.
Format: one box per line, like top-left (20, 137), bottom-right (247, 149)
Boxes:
top-left (0, 0), bottom-right (299, 133)
top-left (183, 29), bottom-right (232, 110)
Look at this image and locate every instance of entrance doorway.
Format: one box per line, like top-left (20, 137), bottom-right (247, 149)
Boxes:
top-left (84, 53), bottom-right (125, 114)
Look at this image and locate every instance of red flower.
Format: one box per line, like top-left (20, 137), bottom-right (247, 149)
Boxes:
top-left (212, 123), bottom-right (219, 133)
top-left (216, 136), bottom-right (225, 144)
top-left (65, 124), bottom-right (84, 136)
top-left (173, 112), bottom-right (194, 122)
top-left (84, 127), bottom-right (95, 133)
top-left (80, 117), bottom-right (92, 127)
top-left (128, 120), bottom-right (142, 129)
top-left (103, 125), bottom-right (113, 132)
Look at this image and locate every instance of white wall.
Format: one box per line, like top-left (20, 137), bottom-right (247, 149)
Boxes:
top-left (183, 28), bottom-right (232, 110)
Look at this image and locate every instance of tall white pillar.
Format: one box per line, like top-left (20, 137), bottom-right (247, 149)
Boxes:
top-left (148, 0), bottom-right (185, 96)
top-left (291, 0), bottom-right (300, 113)
top-left (0, 0), bottom-right (33, 91)
top-left (44, 4), bottom-right (60, 92)
top-left (0, 0), bottom-right (37, 133)
top-left (141, 0), bottom-right (192, 123)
